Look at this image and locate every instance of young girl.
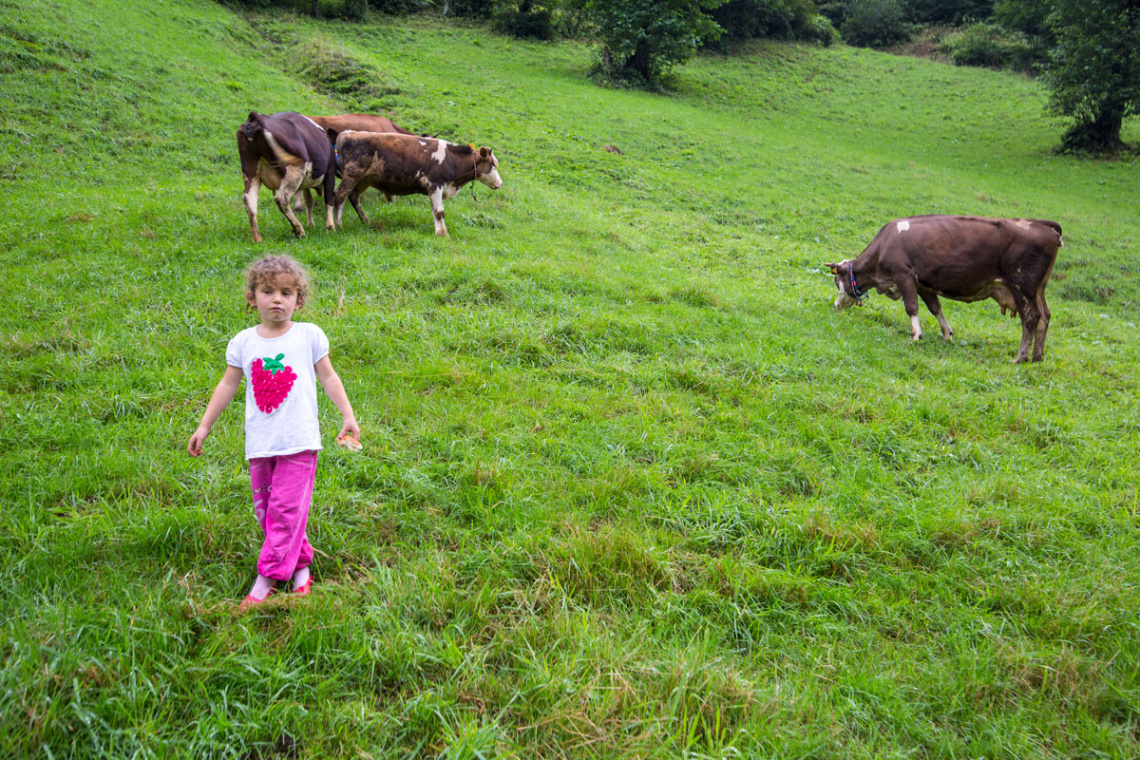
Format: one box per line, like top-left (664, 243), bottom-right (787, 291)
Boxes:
top-left (188, 254), bottom-right (359, 610)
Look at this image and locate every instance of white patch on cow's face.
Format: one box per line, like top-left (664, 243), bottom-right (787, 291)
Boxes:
top-left (432, 140), bottom-right (448, 164)
top-left (831, 260), bottom-right (855, 309)
top-left (480, 164), bottom-right (503, 190)
top-left (897, 220), bottom-right (910, 233)
top-left (418, 139), bottom-right (427, 146)
top-left (833, 280), bottom-right (856, 310)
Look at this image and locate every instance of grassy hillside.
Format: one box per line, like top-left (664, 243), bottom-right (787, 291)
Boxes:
top-left (1, 1), bottom-right (1138, 758)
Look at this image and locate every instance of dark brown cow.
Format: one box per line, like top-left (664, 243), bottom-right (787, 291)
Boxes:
top-left (237, 111), bottom-right (336, 242)
top-left (329, 130), bottom-right (502, 237)
top-left (825, 215), bottom-right (1063, 363)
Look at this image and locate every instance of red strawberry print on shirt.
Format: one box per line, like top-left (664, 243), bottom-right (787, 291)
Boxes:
top-left (250, 353), bottom-right (297, 414)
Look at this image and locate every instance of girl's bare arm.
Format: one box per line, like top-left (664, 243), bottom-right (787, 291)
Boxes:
top-left (188, 365), bottom-right (244, 456)
top-left (316, 355), bottom-right (360, 440)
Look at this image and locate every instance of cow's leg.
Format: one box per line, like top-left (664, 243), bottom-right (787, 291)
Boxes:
top-left (349, 187), bottom-right (370, 225)
top-left (429, 188), bottom-right (448, 237)
top-left (332, 177), bottom-right (359, 230)
top-left (301, 189), bottom-right (314, 226)
top-left (919, 292), bottom-right (953, 341)
top-left (242, 173), bottom-right (263, 244)
top-left (1032, 291), bottom-right (1051, 362)
top-left (1010, 289), bottom-right (1039, 364)
top-left (896, 278), bottom-right (923, 341)
top-left (273, 166), bottom-right (308, 238)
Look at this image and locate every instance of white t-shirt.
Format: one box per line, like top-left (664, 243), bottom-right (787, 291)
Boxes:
top-left (225, 322), bottom-right (330, 459)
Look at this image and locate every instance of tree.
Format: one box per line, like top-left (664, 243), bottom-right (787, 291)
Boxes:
top-left (1044, 0), bottom-right (1140, 153)
top-left (575, 0), bottom-right (725, 84)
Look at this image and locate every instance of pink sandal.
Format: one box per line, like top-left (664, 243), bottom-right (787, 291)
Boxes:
top-left (293, 577), bottom-right (313, 596)
top-left (238, 590), bottom-right (273, 612)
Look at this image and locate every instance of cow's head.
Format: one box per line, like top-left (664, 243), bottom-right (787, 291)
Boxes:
top-left (825, 260), bottom-right (860, 310)
top-left (475, 147), bottom-right (502, 190)
top-left (242, 111), bottom-right (264, 141)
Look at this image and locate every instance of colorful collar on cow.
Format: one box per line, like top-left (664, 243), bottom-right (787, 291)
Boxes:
top-left (849, 269), bottom-right (868, 304)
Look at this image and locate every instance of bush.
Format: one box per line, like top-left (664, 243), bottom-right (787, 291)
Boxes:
top-left (445, 0), bottom-right (495, 19)
top-left (707, 0), bottom-right (837, 47)
top-left (710, 0), bottom-right (814, 43)
top-left (492, 2), bottom-right (556, 40)
top-left (904, 0), bottom-right (994, 25)
top-left (805, 13), bottom-right (840, 46)
top-left (840, 0), bottom-right (913, 48)
top-left (943, 22), bottom-right (1035, 72)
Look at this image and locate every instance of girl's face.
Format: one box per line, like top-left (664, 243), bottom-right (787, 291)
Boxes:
top-left (247, 275), bottom-right (302, 328)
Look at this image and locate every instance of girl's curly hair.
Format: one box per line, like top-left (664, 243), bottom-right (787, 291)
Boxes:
top-left (245, 254), bottom-right (310, 308)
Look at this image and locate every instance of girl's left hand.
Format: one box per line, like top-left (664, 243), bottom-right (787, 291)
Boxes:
top-left (338, 417), bottom-right (361, 442)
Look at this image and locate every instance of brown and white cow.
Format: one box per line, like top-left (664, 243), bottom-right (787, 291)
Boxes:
top-left (328, 130), bottom-right (502, 237)
top-left (299, 114), bottom-right (416, 210)
top-left (237, 111), bottom-right (337, 243)
top-left (825, 215), bottom-right (1063, 363)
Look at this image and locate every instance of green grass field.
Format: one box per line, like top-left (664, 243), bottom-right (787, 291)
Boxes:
top-left (2, 1), bottom-right (1138, 757)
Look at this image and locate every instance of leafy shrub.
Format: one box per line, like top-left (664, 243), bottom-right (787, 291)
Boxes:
top-left (493, 2), bottom-right (556, 40)
top-left (943, 22), bottom-right (1035, 72)
top-left (805, 13), bottom-right (840, 46)
top-left (840, 0), bottom-right (913, 48)
top-left (709, 0), bottom-right (813, 42)
top-left (904, 0), bottom-right (994, 25)
top-left (707, 0), bottom-right (838, 47)
top-left (445, 0), bottom-right (495, 18)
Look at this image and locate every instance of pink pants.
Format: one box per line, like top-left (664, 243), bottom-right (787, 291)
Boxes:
top-left (249, 450), bottom-right (318, 581)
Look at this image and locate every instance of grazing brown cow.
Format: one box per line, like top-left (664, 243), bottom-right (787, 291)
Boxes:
top-left (329, 130), bottom-right (502, 237)
top-left (237, 111), bottom-right (336, 242)
top-left (826, 215), bottom-right (1063, 363)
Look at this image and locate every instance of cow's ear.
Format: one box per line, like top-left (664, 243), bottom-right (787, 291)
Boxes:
top-left (479, 147), bottom-right (491, 158)
top-left (825, 262), bottom-right (842, 275)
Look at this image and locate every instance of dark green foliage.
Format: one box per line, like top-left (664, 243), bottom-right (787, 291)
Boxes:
top-left (580, 0), bottom-right (725, 85)
top-left (493, 1), bottom-right (557, 39)
top-left (992, 0), bottom-right (1052, 41)
top-left (708, 0), bottom-right (814, 42)
top-left (705, 0), bottom-right (837, 46)
top-left (445, 0), bottom-right (496, 18)
top-left (904, 0), bottom-right (992, 25)
top-left (1045, 0), bottom-right (1140, 153)
top-left (944, 22), bottom-right (1035, 72)
top-left (839, 0), bottom-right (912, 48)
